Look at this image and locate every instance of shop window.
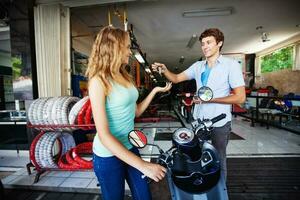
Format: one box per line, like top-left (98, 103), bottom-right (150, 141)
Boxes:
top-left (71, 50), bottom-right (88, 98)
top-left (260, 45), bottom-right (294, 73)
top-left (0, 0), bottom-right (36, 110)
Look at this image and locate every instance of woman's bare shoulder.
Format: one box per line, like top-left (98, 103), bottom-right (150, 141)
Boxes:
top-left (88, 77), bottom-right (104, 91)
top-left (89, 76), bottom-right (101, 85)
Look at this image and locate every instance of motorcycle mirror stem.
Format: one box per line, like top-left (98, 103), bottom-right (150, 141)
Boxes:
top-left (128, 130), bottom-right (165, 154)
top-left (146, 143), bottom-right (164, 154)
top-left (128, 130), bottom-right (171, 155)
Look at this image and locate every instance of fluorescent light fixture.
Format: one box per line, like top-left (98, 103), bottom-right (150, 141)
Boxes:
top-left (134, 52), bottom-right (145, 63)
top-left (61, 0), bottom-right (137, 7)
top-left (182, 7), bottom-right (233, 17)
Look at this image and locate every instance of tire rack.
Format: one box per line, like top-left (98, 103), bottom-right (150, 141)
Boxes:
top-left (26, 123), bottom-right (95, 183)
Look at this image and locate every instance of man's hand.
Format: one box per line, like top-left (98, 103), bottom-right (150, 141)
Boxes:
top-left (193, 96), bottom-right (203, 104)
top-left (152, 62), bottom-right (167, 75)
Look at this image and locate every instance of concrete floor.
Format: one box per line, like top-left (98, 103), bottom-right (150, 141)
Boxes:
top-left (1, 116), bottom-right (300, 199)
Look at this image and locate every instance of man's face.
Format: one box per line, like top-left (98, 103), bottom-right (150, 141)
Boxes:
top-left (201, 36), bottom-right (223, 58)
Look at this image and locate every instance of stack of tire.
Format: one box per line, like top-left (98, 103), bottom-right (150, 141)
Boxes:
top-left (30, 131), bottom-right (93, 170)
top-left (27, 96), bottom-right (94, 130)
top-left (30, 131), bottom-right (76, 169)
top-left (28, 96), bottom-right (94, 170)
top-left (68, 96), bottom-right (94, 130)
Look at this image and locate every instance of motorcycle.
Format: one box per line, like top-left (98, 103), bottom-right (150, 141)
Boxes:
top-left (128, 113), bottom-right (228, 200)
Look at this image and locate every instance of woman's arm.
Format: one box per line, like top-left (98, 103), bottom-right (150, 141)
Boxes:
top-left (135, 82), bottom-right (172, 117)
top-left (89, 77), bottom-right (166, 182)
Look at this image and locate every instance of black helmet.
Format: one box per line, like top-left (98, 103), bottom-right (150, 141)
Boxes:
top-left (170, 142), bottom-right (221, 193)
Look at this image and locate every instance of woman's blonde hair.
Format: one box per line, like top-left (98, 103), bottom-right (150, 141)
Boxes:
top-left (86, 26), bottom-right (132, 95)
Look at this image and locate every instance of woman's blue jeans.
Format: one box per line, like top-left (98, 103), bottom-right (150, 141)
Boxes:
top-left (93, 147), bottom-right (151, 200)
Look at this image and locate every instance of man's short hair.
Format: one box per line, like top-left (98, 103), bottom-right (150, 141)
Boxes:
top-left (199, 28), bottom-right (224, 50)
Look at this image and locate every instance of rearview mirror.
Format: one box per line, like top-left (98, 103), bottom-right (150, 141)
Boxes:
top-left (197, 86), bottom-right (213, 102)
top-left (128, 130), bottom-right (148, 148)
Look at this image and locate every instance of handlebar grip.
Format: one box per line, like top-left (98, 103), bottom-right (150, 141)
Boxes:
top-left (157, 154), bottom-right (169, 168)
top-left (211, 113), bottom-right (226, 124)
top-left (157, 159), bottom-right (165, 166)
top-left (157, 157), bottom-right (165, 166)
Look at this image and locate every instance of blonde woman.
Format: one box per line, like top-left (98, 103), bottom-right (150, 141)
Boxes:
top-left (87, 26), bottom-right (172, 200)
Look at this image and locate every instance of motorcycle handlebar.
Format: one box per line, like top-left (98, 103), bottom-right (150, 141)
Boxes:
top-left (157, 153), bottom-right (172, 168)
top-left (211, 113), bottom-right (226, 124)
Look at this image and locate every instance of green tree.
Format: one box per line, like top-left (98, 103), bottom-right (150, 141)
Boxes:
top-left (11, 56), bottom-right (22, 80)
top-left (261, 46), bottom-right (293, 73)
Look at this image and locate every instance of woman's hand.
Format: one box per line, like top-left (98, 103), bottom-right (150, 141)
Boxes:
top-left (154, 82), bottom-right (172, 93)
top-left (140, 161), bottom-right (167, 182)
top-left (135, 82), bottom-right (171, 117)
